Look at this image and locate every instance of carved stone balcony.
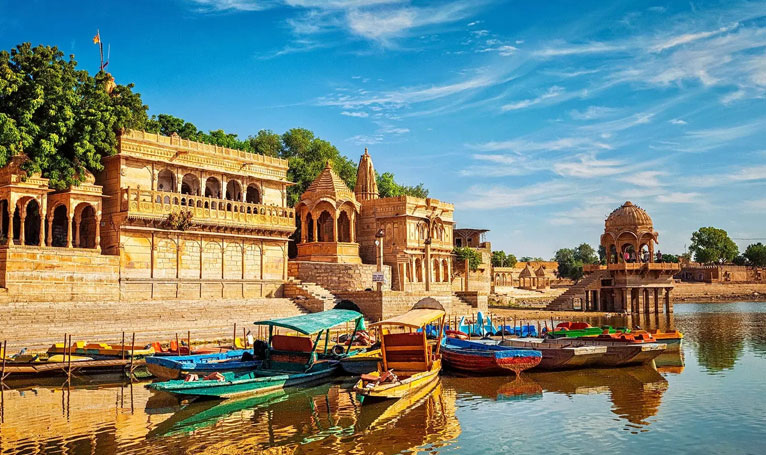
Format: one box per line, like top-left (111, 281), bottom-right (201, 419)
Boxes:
top-left (119, 188), bottom-right (295, 232)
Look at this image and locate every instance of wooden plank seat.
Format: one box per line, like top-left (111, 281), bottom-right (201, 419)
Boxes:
top-left (270, 335), bottom-right (315, 365)
top-left (383, 332), bottom-right (428, 372)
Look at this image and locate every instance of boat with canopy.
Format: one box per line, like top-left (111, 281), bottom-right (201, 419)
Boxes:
top-left (353, 300), bottom-right (445, 402)
top-left (148, 309), bottom-right (364, 399)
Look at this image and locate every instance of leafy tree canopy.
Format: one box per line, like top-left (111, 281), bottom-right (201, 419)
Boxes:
top-left (689, 227), bottom-right (739, 264)
top-left (553, 243), bottom-right (598, 281)
top-left (661, 253), bottom-right (680, 263)
top-left (491, 250), bottom-right (517, 268)
top-left (744, 243), bottom-right (766, 267)
top-left (519, 256), bottom-right (544, 262)
top-left (454, 247), bottom-right (482, 272)
top-left (0, 43), bottom-right (428, 201)
top-left (0, 43), bottom-right (149, 189)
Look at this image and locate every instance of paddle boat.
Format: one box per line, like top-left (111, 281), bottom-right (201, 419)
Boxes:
top-left (353, 301), bottom-right (446, 402)
top-left (511, 335), bottom-right (667, 368)
top-left (147, 309), bottom-right (365, 399)
top-left (48, 341), bottom-right (154, 359)
top-left (441, 337), bottom-right (542, 376)
top-left (631, 329), bottom-right (683, 352)
top-left (145, 349), bottom-right (263, 381)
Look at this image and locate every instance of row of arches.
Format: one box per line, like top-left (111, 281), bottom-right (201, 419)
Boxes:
top-left (0, 199), bottom-right (98, 249)
top-left (156, 170), bottom-right (262, 204)
top-left (405, 257), bottom-right (451, 283)
top-left (297, 201), bottom-right (357, 244)
top-left (602, 231), bottom-right (657, 265)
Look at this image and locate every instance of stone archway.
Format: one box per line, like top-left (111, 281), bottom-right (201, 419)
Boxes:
top-left (246, 184), bottom-right (261, 204)
top-left (0, 200), bottom-right (8, 244)
top-left (181, 173), bottom-right (200, 196)
top-left (334, 300), bottom-right (362, 313)
top-left (413, 297), bottom-right (445, 311)
top-left (77, 204), bottom-right (97, 249)
top-left (51, 205), bottom-right (69, 247)
top-left (317, 211), bottom-right (333, 242)
top-left (205, 177), bottom-right (221, 198)
top-left (157, 169), bottom-right (175, 192)
top-left (226, 180), bottom-right (242, 201)
top-left (24, 199), bottom-right (41, 246)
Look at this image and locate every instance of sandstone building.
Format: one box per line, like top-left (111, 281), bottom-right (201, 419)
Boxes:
top-left (547, 201), bottom-right (680, 313)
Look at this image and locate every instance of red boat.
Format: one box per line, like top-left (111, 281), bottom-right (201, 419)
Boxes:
top-left (442, 337), bottom-right (542, 376)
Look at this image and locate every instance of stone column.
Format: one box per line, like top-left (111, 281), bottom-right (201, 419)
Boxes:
top-left (73, 215), bottom-right (80, 248)
top-left (654, 288), bottom-right (661, 314)
top-left (332, 213), bottom-right (338, 242)
top-left (300, 213), bottom-right (307, 243)
top-left (636, 288), bottom-right (644, 314)
top-left (46, 216), bottom-right (53, 246)
top-left (312, 212), bottom-right (318, 243)
top-left (424, 242), bottom-right (431, 292)
top-left (583, 291), bottom-right (588, 312)
top-left (38, 202), bottom-right (45, 246)
top-left (65, 214), bottom-right (73, 248)
top-left (18, 212), bottom-right (25, 246)
top-left (95, 214), bottom-right (101, 252)
top-left (665, 287), bottom-right (673, 313)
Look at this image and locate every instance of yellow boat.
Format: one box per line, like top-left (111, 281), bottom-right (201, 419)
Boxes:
top-left (353, 301), bottom-right (446, 402)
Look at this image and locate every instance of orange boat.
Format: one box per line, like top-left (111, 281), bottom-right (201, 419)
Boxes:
top-left (631, 329), bottom-right (683, 352)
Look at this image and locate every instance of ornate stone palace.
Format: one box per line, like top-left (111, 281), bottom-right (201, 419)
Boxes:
top-left (547, 201), bottom-right (680, 313)
top-left (0, 132), bottom-right (488, 321)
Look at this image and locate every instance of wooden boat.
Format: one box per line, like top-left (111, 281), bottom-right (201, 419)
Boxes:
top-left (498, 339), bottom-right (607, 370)
top-left (339, 348), bottom-right (382, 375)
top-left (150, 342), bottom-right (223, 357)
top-left (441, 337), bottom-right (542, 376)
top-left (513, 337), bottom-right (666, 368)
top-left (354, 301), bottom-right (446, 402)
top-left (147, 309), bottom-right (364, 399)
top-left (634, 329), bottom-right (683, 352)
top-left (48, 341), bottom-right (154, 359)
top-left (145, 349), bottom-right (261, 381)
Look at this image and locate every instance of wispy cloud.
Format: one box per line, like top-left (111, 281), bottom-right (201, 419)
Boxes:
top-left (501, 86), bottom-right (565, 111)
top-left (569, 106), bottom-right (616, 120)
top-left (552, 153), bottom-right (623, 178)
top-left (341, 110), bottom-right (369, 118)
top-left (655, 192), bottom-right (702, 204)
top-left (650, 23), bottom-right (739, 52)
top-left (469, 136), bottom-right (612, 153)
top-left (457, 181), bottom-right (584, 210)
top-left (534, 42), bottom-right (624, 57)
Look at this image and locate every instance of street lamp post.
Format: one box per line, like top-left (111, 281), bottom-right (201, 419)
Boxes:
top-left (375, 228), bottom-right (385, 292)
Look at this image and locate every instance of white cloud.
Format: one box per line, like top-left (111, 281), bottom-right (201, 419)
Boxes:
top-left (534, 42), bottom-right (624, 57)
top-left (341, 111), bottom-right (369, 118)
top-left (552, 154), bottom-right (623, 178)
top-left (478, 44), bottom-right (517, 56)
top-left (569, 106), bottom-right (616, 120)
top-left (656, 192), bottom-right (702, 204)
top-left (470, 136), bottom-right (612, 153)
top-left (650, 24), bottom-right (739, 53)
top-left (631, 171), bottom-right (667, 187)
top-left (457, 181), bottom-right (581, 210)
top-left (669, 118), bottom-right (687, 125)
top-left (501, 86), bottom-right (564, 111)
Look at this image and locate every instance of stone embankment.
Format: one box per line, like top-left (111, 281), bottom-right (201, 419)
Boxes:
top-left (490, 287), bottom-right (566, 308)
top-left (673, 282), bottom-right (766, 303)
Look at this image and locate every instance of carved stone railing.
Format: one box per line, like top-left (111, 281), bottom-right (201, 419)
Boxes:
top-left (585, 263), bottom-right (681, 273)
top-left (120, 188), bottom-right (295, 229)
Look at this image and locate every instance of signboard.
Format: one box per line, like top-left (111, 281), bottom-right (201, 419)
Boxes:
top-left (572, 297), bottom-right (582, 310)
top-left (372, 272), bottom-right (386, 283)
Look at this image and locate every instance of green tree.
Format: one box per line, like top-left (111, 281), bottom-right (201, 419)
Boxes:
top-left (0, 43), bottom-right (149, 188)
top-left (247, 129), bottom-right (281, 157)
top-left (377, 171), bottom-right (429, 198)
top-left (744, 243), bottom-right (766, 267)
top-left (553, 247), bottom-right (590, 281)
top-left (573, 243), bottom-right (599, 264)
top-left (454, 247), bottom-right (482, 271)
top-left (661, 253), bottom-right (680, 263)
top-left (689, 227), bottom-right (739, 264)
top-left (519, 256), bottom-right (544, 262)
top-left (145, 113), bottom-right (200, 139)
top-left (491, 250), bottom-right (517, 268)
top-left (598, 245), bottom-right (607, 265)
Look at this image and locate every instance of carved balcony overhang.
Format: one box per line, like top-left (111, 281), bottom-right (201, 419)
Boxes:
top-left (119, 188), bottom-right (296, 234)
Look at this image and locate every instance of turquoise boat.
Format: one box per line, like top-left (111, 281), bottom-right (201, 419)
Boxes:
top-left (147, 309), bottom-right (365, 399)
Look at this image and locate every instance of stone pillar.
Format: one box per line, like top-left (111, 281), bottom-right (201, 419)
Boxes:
top-left (73, 216), bottom-right (80, 248)
top-left (654, 288), bottom-right (662, 314)
top-left (300, 213), bottom-right (307, 243)
top-left (18, 212), bottom-right (25, 246)
top-left (95, 214), bottom-right (101, 252)
top-left (66, 214), bottom-right (73, 248)
top-left (424, 242), bottom-right (431, 292)
top-left (594, 290), bottom-right (600, 312)
top-left (38, 203), bottom-right (45, 246)
top-left (583, 291), bottom-right (588, 312)
top-left (46, 215), bottom-right (53, 246)
top-left (332, 213), bottom-right (338, 242)
top-left (312, 213), bottom-right (318, 243)
top-left (463, 259), bottom-right (469, 291)
top-left (636, 288), bottom-right (644, 314)
top-left (665, 287), bottom-right (673, 313)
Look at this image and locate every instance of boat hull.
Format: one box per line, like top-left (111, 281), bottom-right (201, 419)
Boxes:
top-left (147, 364), bottom-right (338, 399)
top-left (499, 339), bottom-right (607, 370)
top-left (145, 350), bottom-right (259, 381)
top-left (442, 338), bottom-right (542, 375)
top-left (353, 360), bottom-right (442, 402)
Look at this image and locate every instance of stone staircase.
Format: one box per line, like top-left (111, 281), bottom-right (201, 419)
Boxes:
top-left (450, 294), bottom-right (477, 316)
top-left (545, 270), bottom-right (608, 311)
top-left (283, 278), bottom-right (340, 313)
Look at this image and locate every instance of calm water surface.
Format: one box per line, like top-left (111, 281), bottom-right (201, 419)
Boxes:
top-left (2, 302), bottom-right (766, 454)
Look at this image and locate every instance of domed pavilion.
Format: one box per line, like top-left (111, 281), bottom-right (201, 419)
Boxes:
top-left (547, 201), bottom-right (680, 314)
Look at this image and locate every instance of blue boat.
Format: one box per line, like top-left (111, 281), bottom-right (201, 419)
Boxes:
top-left (145, 349), bottom-right (261, 381)
top-left (147, 309), bottom-right (365, 399)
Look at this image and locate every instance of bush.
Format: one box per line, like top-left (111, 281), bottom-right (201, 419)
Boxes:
top-left (454, 247), bottom-right (482, 272)
top-left (164, 210), bottom-right (194, 231)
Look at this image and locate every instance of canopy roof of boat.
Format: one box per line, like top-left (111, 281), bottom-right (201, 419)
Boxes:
top-left (370, 309), bottom-right (445, 329)
top-left (253, 309), bottom-right (363, 335)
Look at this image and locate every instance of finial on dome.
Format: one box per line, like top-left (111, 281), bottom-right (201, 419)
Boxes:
top-left (624, 201), bottom-right (633, 206)
top-left (364, 147), bottom-right (369, 156)
top-left (325, 160), bottom-right (333, 169)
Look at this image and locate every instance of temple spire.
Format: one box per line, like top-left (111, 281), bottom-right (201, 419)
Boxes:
top-left (354, 147), bottom-right (378, 201)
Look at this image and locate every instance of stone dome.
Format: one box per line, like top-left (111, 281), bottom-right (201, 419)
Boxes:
top-left (605, 201), bottom-right (653, 230)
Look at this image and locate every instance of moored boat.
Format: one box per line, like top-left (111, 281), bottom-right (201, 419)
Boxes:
top-left (339, 348), bottom-right (382, 375)
top-left (147, 309), bottom-right (365, 399)
top-left (354, 301), bottom-right (446, 402)
top-left (511, 336), bottom-right (666, 368)
top-left (441, 337), bottom-right (542, 376)
top-left (498, 339), bottom-right (607, 370)
top-left (145, 349), bottom-right (262, 381)
top-left (48, 341), bottom-right (154, 359)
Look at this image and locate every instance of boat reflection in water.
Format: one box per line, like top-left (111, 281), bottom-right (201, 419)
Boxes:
top-left (531, 365), bottom-right (668, 427)
top-left (496, 376), bottom-right (544, 401)
top-left (654, 350), bottom-right (685, 374)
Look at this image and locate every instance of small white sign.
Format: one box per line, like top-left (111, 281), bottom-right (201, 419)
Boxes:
top-left (372, 272), bottom-right (385, 283)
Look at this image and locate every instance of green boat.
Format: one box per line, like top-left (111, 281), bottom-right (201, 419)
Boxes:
top-left (147, 309), bottom-right (365, 399)
top-left (550, 322), bottom-right (628, 339)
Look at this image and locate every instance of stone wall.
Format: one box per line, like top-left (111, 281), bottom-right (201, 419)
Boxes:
top-left (288, 261), bottom-right (391, 293)
top-left (0, 246), bottom-right (119, 302)
top-left (119, 230), bottom-right (286, 300)
top-left (674, 282), bottom-right (766, 302)
top-left (333, 290), bottom-right (475, 321)
top-left (0, 298), bottom-right (306, 351)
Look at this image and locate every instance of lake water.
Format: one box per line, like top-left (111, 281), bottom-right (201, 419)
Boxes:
top-left (2, 302), bottom-right (765, 454)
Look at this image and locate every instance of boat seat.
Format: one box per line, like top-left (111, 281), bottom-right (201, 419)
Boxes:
top-left (570, 322), bottom-right (590, 330)
top-left (271, 335), bottom-right (313, 353)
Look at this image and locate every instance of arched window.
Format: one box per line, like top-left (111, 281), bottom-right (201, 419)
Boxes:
top-left (337, 211), bottom-right (351, 242)
top-left (205, 177), bottom-right (221, 198)
top-left (226, 180), bottom-right (242, 201)
top-left (181, 174), bottom-right (200, 196)
top-left (157, 169), bottom-right (176, 192)
top-left (317, 211), bottom-right (333, 242)
top-left (23, 199), bottom-right (41, 246)
top-left (246, 184), bottom-right (261, 204)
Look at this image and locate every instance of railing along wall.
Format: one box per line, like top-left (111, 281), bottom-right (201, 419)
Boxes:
top-left (120, 188), bottom-right (295, 227)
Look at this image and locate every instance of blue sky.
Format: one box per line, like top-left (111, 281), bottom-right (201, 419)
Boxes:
top-left (2, 0), bottom-right (766, 258)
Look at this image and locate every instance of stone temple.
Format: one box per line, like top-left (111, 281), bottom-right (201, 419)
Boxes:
top-left (547, 201), bottom-right (680, 313)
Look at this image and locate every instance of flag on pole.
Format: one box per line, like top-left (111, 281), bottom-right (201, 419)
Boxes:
top-left (93, 31), bottom-right (101, 44)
